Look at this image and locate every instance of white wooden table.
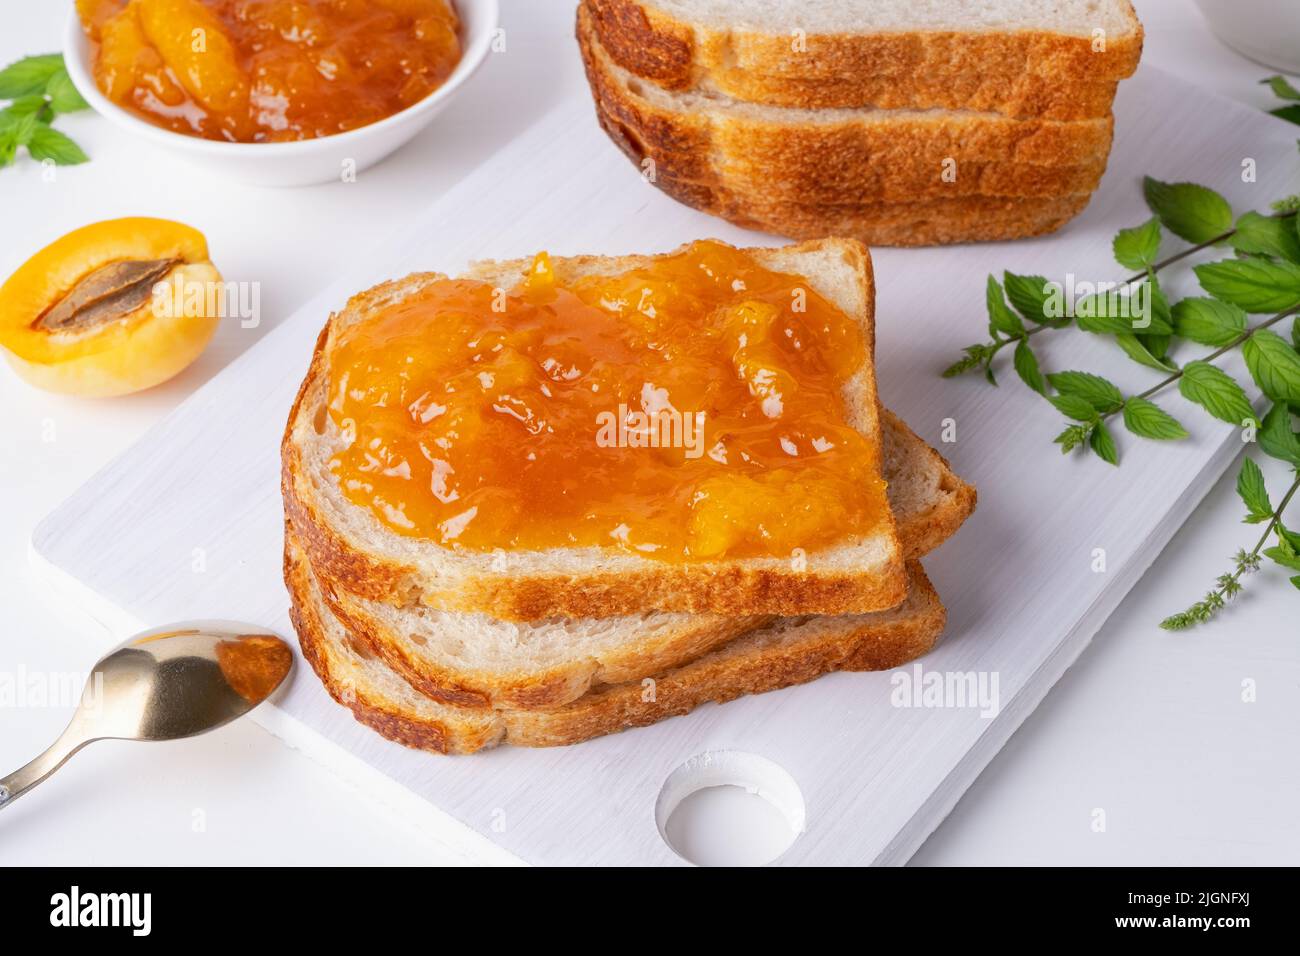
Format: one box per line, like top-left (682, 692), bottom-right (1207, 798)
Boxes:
top-left (0, 0), bottom-right (1295, 865)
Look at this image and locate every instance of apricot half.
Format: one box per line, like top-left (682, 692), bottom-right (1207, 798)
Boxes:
top-left (0, 218), bottom-right (222, 397)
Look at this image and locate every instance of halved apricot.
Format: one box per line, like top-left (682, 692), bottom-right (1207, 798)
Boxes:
top-left (0, 218), bottom-right (222, 397)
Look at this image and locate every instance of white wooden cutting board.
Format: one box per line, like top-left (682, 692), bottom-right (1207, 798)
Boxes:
top-left (30, 66), bottom-right (1300, 865)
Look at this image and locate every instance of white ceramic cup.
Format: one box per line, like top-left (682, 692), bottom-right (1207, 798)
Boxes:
top-left (63, 0), bottom-right (499, 187)
top-left (1195, 0), bottom-right (1300, 75)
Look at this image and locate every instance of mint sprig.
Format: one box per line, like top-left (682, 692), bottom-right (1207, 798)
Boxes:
top-left (943, 168), bottom-right (1300, 627)
top-left (0, 53), bottom-right (90, 168)
top-left (1161, 464), bottom-right (1300, 629)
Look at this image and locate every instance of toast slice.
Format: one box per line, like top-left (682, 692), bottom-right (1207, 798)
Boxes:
top-left (311, 409), bottom-right (975, 710)
top-left (286, 535), bottom-right (947, 754)
top-left (283, 238), bottom-right (909, 621)
top-left (584, 0), bottom-right (1140, 119)
top-left (580, 15), bottom-right (1115, 207)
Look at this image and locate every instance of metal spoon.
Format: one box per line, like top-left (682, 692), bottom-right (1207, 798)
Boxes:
top-left (0, 622), bottom-right (292, 809)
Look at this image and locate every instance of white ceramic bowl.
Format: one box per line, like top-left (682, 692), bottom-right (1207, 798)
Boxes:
top-left (64, 0), bottom-right (498, 187)
top-left (1195, 0), bottom-right (1300, 75)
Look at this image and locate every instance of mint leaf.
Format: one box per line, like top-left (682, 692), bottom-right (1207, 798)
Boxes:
top-left (1049, 392), bottom-right (1101, 422)
top-left (8, 110), bottom-right (39, 147)
top-left (1144, 273), bottom-right (1175, 343)
top-left (1113, 217), bottom-right (1161, 270)
top-left (1242, 329), bottom-right (1300, 404)
top-left (0, 53), bottom-right (64, 99)
top-left (1073, 295), bottom-right (1136, 334)
top-left (1194, 258), bottom-right (1300, 312)
top-left (2, 95), bottom-right (48, 120)
top-left (1048, 371), bottom-right (1124, 412)
top-left (1263, 545), bottom-right (1300, 572)
top-left (1272, 105), bottom-right (1300, 125)
top-left (986, 276), bottom-right (1024, 338)
top-left (1294, 315), bottom-right (1300, 351)
top-left (1136, 273), bottom-right (1173, 358)
top-left (1236, 457), bottom-right (1273, 522)
top-left (1259, 403), bottom-right (1300, 466)
top-left (1122, 397), bottom-right (1189, 440)
top-left (26, 125), bottom-right (87, 165)
top-left (1013, 338), bottom-right (1045, 394)
top-left (1115, 332), bottom-right (1178, 372)
top-left (1171, 297), bottom-right (1247, 346)
top-left (1074, 290), bottom-right (1171, 336)
top-left (45, 70), bottom-right (88, 114)
top-left (1230, 211), bottom-right (1300, 264)
top-left (1143, 177), bottom-right (1233, 243)
top-left (1263, 76), bottom-right (1300, 100)
top-left (1089, 419), bottom-right (1119, 465)
top-left (1003, 272), bottom-right (1065, 326)
top-left (1178, 361), bottom-right (1258, 426)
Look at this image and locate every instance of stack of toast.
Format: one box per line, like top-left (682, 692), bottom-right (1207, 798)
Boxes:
top-left (579, 0), bottom-right (1143, 245)
top-left (281, 239), bottom-right (975, 754)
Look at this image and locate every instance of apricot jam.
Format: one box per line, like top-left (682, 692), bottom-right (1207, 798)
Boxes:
top-left (76, 0), bottom-right (461, 143)
top-left (326, 241), bottom-right (889, 561)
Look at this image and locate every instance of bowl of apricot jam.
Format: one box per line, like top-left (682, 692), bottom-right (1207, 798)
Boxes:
top-left (65, 0), bottom-right (497, 186)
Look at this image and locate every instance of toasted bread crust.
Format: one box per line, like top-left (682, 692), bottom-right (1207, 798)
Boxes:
top-left (639, 167), bottom-right (1096, 246)
top-left (286, 536), bottom-right (947, 754)
top-left (287, 546), bottom-right (504, 754)
top-left (314, 563), bottom-right (771, 710)
top-left (584, 0), bottom-right (1141, 119)
top-left (299, 409), bottom-right (974, 711)
top-left (282, 239), bottom-right (911, 620)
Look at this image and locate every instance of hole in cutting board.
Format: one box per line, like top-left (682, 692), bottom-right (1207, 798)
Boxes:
top-left (655, 751), bottom-right (805, 866)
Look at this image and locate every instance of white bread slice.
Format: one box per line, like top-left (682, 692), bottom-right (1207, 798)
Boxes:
top-left (311, 409), bottom-right (975, 710)
top-left (585, 0), bottom-right (1141, 117)
top-left (580, 14), bottom-right (1114, 199)
top-left (283, 238), bottom-right (909, 621)
top-left (286, 535), bottom-right (947, 755)
top-left (579, 22), bottom-right (1105, 245)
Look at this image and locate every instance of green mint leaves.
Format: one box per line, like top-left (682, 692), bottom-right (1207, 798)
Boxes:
top-left (1242, 329), bottom-right (1300, 405)
top-left (1121, 396), bottom-right (1189, 441)
top-left (0, 53), bottom-right (90, 169)
top-left (1260, 402), bottom-right (1300, 467)
top-left (986, 275), bottom-right (1025, 338)
top-left (1113, 217), bottom-right (1162, 270)
top-left (1003, 272), bottom-right (1066, 326)
top-left (0, 53), bottom-right (68, 98)
top-left (1230, 210), bottom-right (1300, 263)
top-left (1143, 177), bottom-right (1233, 244)
top-left (1048, 371), bottom-right (1123, 413)
top-left (1194, 257), bottom-right (1300, 313)
top-left (1237, 458), bottom-right (1273, 523)
top-left (1171, 298), bottom-right (1247, 346)
top-left (1263, 75), bottom-right (1300, 125)
top-left (1177, 361), bottom-right (1258, 427)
